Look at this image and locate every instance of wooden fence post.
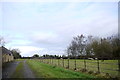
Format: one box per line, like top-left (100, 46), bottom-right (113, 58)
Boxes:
top-left (97, 59), bottom-right (100, 73)
top-left (74, 58), bottom-right (77, 70)
top-left (84, 59), bottom-right (86, 70)
top-left (51, 59), bottom-right (52, 64)
top-left (47, 59), bottom-right (48, 64)
top-left (63, 59), bottom-right (64, 67)
top-left (51, 58), bottom-right (52, 64)
top-left (58, 59), bottom-right (59, 66)
top-left (52, 59), bottom-right (53, 64)
top-left (68, 58), bottom-right (69, 69)
top-left (118, 59), bottom-right (120, 78)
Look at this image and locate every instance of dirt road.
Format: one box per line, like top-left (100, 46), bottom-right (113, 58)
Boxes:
top-left (2, 60), bottom-right (35, 78)
top-left (2, 61), bottom-right (20, 78)
top-left (23, 60), bottom-right (35, 78)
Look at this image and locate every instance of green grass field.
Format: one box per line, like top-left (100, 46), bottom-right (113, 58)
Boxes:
top-left (39, 59), bottom-right (119, 77)
top-left (26, 59), bottom-right (96, 78)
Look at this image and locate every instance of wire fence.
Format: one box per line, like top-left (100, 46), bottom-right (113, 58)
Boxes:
top-left (39, 58), bottom-right (120, 78)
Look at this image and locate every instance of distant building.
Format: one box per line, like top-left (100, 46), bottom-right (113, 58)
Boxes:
top-left (1, 46), bottom-right (14, 63)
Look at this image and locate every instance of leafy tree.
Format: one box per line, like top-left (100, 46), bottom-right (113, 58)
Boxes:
top-left (32, 54), bottom-right (39, 58)
top-left (91, 39), bottom-right (100, 57)
top-left (10, 49), bottom-right (21, 59)
top-left (100, 38), bottom-right (113, 58)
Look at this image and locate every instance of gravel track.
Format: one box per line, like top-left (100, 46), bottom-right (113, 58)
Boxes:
top-left (2, 60), bottom-right (36, 78)
top-left (23, 60), bottom-right (35, 78)
top-left (2, 61), bottom-right (20, 78)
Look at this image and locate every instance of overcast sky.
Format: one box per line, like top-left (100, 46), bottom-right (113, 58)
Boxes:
top-left (0, 1), bottom-right (118, 57)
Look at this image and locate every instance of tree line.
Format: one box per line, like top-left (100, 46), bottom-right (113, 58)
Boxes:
top-left (1, 34), bottom-right (120, 60)
top-left (66, 34), bottom-right (120, 59)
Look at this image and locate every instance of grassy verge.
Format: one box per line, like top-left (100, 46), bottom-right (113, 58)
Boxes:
top-left (26, 59), bottom-right (96, 78)
top-left (11, 61), bottom-right (24, 78)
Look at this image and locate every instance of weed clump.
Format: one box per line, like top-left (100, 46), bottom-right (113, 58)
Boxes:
top-left (88, 70), bottom-right (94, 74)
top-left (95, 72), bottom-right (112, 78)
top-left (52, 66), bottom-right (56, 68)
top-left (93, 71), bottom-right (100, 75)
top-left (80, 68), bottom-right (87, 72)
top-left (103, 73), bottom-right (112, 78)
top-left (66, 66), bottom-right (69, 69)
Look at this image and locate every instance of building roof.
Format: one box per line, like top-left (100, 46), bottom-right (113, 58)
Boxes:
top-left (0, 46), bottom-right (12, 55)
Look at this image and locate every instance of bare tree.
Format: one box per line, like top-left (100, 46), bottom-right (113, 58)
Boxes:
top-left (67, 34), bottom-right (86, 70)
top-left (110, 35), bottom-right (120, 58)
top-left (85, 35), bottom-right (93, 56)
top-left (0, 36), bottom-right (6, 46)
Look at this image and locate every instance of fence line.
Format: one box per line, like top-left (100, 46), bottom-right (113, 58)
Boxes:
top-left (39, 58), bottom-right (119, 77)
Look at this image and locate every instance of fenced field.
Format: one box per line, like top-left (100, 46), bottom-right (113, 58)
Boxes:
top-left (39, 59), bottom-right (120, 78)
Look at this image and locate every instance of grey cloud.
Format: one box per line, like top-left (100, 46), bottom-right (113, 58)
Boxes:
top-left (2, 2), bottom-right (118, 56)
